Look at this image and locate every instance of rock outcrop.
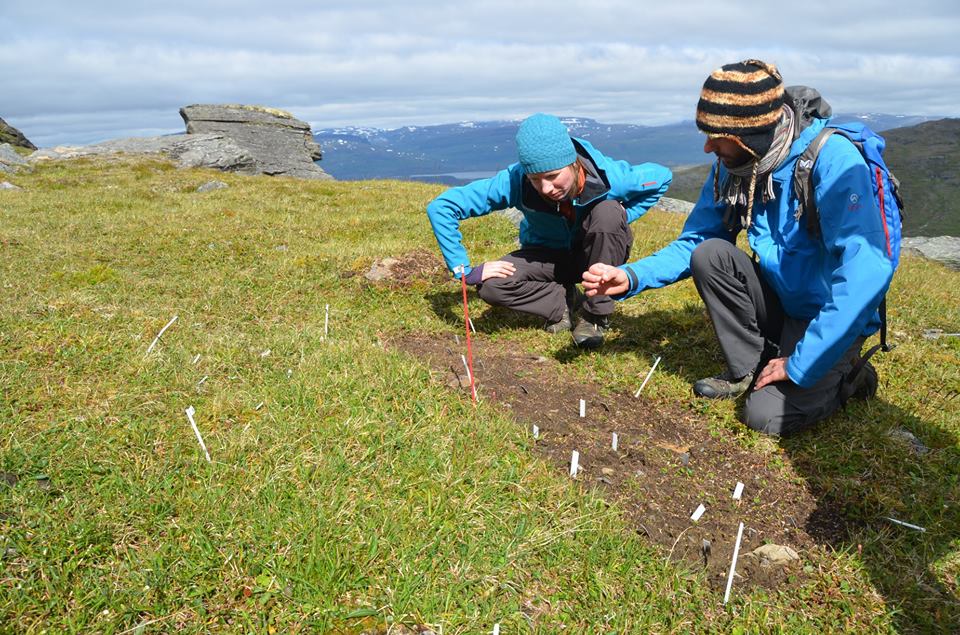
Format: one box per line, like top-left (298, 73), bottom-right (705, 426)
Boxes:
top-left (179, 104), bottom-right (329, 179)
top-left (29, 134), bottom-right (257, 173)
top-left (902, 236), bottom-right (960, 270)
top-left (0, 143), bottom-right (29, 173)
top-left (655, 196), bottom-right (695, 215)
top-left (26, 104), bottom-right (331, 180)
top-left (0, 118), bottom-right (36, 150)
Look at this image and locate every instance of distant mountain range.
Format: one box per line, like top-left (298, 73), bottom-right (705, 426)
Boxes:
top-left (314, 114), bottom-right (937, 184)
top-left (313, 114), bottom-right (957, 238)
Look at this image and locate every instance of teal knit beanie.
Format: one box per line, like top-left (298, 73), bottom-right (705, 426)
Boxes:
top-left (515, 113), bottom-right (576, 174)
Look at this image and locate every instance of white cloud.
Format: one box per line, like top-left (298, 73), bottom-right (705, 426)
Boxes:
top-left (2, 1), bottom-right (958, 146)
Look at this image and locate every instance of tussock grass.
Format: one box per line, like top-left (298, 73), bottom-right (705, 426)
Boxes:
top-left (1, 157), bottom-right (957, 632)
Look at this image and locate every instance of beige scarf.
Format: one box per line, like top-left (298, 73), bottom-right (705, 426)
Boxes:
top-left (713, 105), bottom-right (796, 231)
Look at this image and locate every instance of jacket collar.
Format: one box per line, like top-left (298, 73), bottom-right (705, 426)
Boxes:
top-left (772, 117), bottom-right (829, 180)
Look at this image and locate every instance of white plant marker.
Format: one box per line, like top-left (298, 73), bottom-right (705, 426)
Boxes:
top-left (196, 375), bottom-right (208, 387)
top-left (612, 432), bottom-right (619, 451)
top-left (255, 402), bottom-right (264, 411)
top-left (185, 406), bottom-right (211, 463)
top-left (723, 522), bottom-right (745, 605)
top-left (532, 425), bottom-right (540, 439)
top-left (733, 482), bottom-right (744, 500)
top-left (579, 399), bottom-right (586, 418)
top-left (634, 355), bottom-right (662, 398)
top-left (492, 624), bottom-right (500, 635)
top-left (192, 353), bottom-right (201, 365)
top-left (454, 334), bottom-right (460, 345)
top-left (690, 503), bottom-right (706, 522)
top-left (884, 517), bottom-right (927, 532)
top-left (324, 304), bottom-right (329, 339)
top-left (569, 451), bottom-right (579, 477)
top-left (260, 349), bottom-right (271, 358)
top-left (145, 314), bottom-right (178, 355)
top-left (468, 318), bottom-right (476, 333)
top-left (460, 354), bottom-right (473, 382)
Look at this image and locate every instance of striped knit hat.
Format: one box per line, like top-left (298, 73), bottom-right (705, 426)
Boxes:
top-left (696, 59), bottom-right (784, 159)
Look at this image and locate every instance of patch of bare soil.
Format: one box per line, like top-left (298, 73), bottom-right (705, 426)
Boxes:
top-left (391, 333), bottom-right (848, 592)
top-left (353, 250), bottom-right (450, 287)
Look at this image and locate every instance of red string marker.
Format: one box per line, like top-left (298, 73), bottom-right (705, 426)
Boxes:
top-left (456, 265), bottom-right (478, 404)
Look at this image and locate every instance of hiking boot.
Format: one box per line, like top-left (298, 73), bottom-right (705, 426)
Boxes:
top-left (693, 371), bottom-right (755, 399)
top-left (572, 312), bottom-right (609, 349)
top-left (544, 285), bottom-right (585, 334)
top-left (544, 307), bottom-right (572, 334)
top-left (848, 361), bottom-right (878, 401)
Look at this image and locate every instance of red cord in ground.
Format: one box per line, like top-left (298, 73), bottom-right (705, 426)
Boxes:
top-left (460, 270), bottom-right (478, 404)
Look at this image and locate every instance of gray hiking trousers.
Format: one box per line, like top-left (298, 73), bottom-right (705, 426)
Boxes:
top-left (690, 238), bottom-right (866, 436)
top-left (477, 200), bottom-right (632, 322)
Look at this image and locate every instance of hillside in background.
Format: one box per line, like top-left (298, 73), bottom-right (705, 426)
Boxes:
top-left (667, 119), bottom-right (960, 238)
top-left (883, 118), bottom-right (960, 237)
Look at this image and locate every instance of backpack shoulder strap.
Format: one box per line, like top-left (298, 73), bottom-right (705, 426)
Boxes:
top-left (792, 126), bottom-right (840, 236)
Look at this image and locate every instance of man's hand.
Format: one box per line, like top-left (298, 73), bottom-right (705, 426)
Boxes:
top-left (753, 357), bottom-right (791, 390)
top-left (481, 260), bottom-right (516, 281)
top-left (582, 263), bottom-right (629, 297)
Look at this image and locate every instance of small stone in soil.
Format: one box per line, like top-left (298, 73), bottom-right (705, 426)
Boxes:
top-left (750, 544), bottom-right (800, 565)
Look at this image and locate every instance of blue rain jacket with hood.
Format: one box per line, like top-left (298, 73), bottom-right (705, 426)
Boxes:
top-left (617, 117), bottom-right (895, 387)
top-left (426, 138), bottom-right (672, 278)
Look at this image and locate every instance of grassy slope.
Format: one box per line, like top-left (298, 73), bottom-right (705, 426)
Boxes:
top-left (0, 158), bottom-right (958, 633)
top-left (883, 119), bottom-right (960, 237)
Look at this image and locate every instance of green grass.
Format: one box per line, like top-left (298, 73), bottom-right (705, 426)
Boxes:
top-left (1, 157), bottom-right (958, 633)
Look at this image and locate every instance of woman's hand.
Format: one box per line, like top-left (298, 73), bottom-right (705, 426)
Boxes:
top-left (480, 260), bottom-right (516, 281)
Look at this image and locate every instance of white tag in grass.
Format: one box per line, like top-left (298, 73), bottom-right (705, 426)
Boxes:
top-left (570, 451), bottom-right (579, 477)
top-left (733, 482), bottom-right (744, 500)
top-left (690, 503), bottom-right (706, 522)
top-left (612, 432), bottom-right (618, 451)
top-left (579, 399), bottom-right (585, 418)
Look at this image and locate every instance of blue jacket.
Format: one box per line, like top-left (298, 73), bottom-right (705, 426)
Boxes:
top-left (618, 118), bottom-right (895, 387)
top-left (426, 138), bottom-right (672, 277)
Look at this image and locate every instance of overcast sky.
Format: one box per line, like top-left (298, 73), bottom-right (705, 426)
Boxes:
top-left (3, 1), bottom-right (959, 147)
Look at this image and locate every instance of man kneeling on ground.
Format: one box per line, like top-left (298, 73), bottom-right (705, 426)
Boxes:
top-left (427, 113), bottom-right (672, 348)
top-left (583, 60), bottom-right (896, 435)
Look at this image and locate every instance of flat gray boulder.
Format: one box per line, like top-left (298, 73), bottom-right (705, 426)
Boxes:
top-left (29, 134), bottom-right (257, 173)
top-left (655, 196), bottom-right (695, 215)
top-left (180, 104), bottom-right (330, 179)
top-left (902, 236), bottom-right (960, 270)
top-left (0, 143), bottom-right (28, 173)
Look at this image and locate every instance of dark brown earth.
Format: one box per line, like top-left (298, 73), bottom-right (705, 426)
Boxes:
top-left (377, 251), bottom-right (847, 592)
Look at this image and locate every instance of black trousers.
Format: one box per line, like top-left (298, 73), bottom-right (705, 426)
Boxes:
top-left (477, 200), bottom-right (632, 322)
top-left (690, 238), bottom-right (865, 436)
